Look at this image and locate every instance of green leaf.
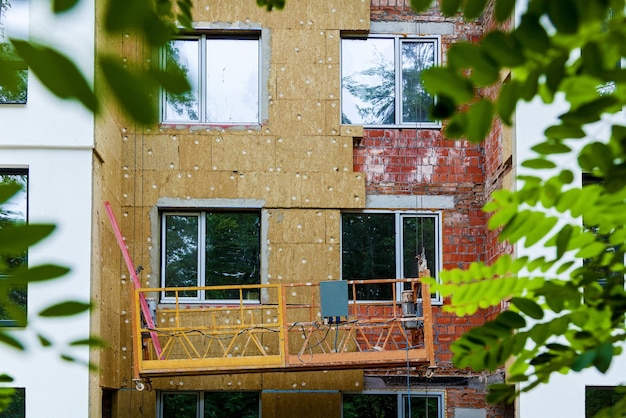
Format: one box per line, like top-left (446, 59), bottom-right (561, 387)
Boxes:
top-left (100, 56), bottom-right (156, 125)
top-left (515, 13), bottom-right (550, 53)
top-left (544, 124), bottom-right (586, 140)
top-left (147, 67), bottom-right (190, 96)
top-left (0, 374), bottom-right (14, 383)
top-left (0, 331), bottom-right (25, 351)
top-left (545, 54), bottom-right (568, 95)
top-left (488, 205), bottom-right (517, 230)
top-left (482, 31), bottom-right (525, 67)
top-left (511, 297), bottom-right (544, 320)
top-left (53, 0), bottom-right (80, 13)
top-left (69, 336), bottom-right (106, 348)
top-left (547, 0), bottom-right (579, 34)
top-left (494, 0), bottom-right (516, 22)
top-left (430, 95), bottom-right (456, 120)
top-left (531, 141), bottom-right (571, 155)
top-left (409, 0), bottom-right (434, 12)
top-left (466, 99), bottom-right (494, 142)
top-left (0, 183), bottom-right (21, 204)
top-left (594, 342), bottom-right (614, 373)
top-left (0, 224), bottom-right (55, 254)
top-left (441, 0), bottom-right (462, 16)
top-left (10, 264), bottom-right (70, 284)
top-left (560, 97), bottom-right (619, 125)
top-left (497, 311), bottom-right (527, 329)
top-left (463, 0), bottom-right (489, 20)
top-left (521, 158), bottom-right (557, 169)
top-left (497, 81), bottom-right (520, 125)
top-left (11, 40), bottom-right (98, 113)
top-left (39, 301), bottom-right (91, 317)
top-left (38, 334), bottom-right (52, 347)
top-left (581, 41), bottom-right (604, 78)
top-left (421, 67), bottom-right (475, 104)
top-left (448, 43), bottom-right (500, 86)
top-left (556, 225), bottom-right (573, 259)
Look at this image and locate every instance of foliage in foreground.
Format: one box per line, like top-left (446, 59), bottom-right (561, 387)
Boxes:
top-left (411, 0), bottom-right (626, 413)
top-left (0, 182), bottom-right (100, 412)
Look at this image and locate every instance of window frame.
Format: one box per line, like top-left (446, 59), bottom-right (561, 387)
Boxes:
top-left (340, 34), bottom-right (441, 129)
top-left (160, 30), bottom-right (262, 126)
top-left (157, 390), bottom-right (261, 418)
top-left (0, 167), bottom-right (28, 327)
top-left (159, 209), bottom-right (263, 304)
top-left (340, 210), bottom-right (443, 304)
top-left (342, 390), bottom-right (445, 418)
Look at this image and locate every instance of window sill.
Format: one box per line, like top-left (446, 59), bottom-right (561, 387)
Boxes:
top-left (159, 122), bottom-right (263, 132)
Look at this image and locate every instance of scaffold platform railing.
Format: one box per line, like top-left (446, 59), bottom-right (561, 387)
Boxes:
top-left (131, 277), bottom-right (435, 380)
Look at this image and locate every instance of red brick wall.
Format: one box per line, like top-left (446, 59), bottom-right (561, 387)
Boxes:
top-left (354, 5), bottom-right (513, 416)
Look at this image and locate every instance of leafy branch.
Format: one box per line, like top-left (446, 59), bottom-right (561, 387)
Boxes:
top-left (412, 0), bottom-right (626, 413)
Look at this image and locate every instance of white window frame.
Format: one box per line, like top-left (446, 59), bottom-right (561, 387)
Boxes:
top-left (160, 31), bottom-right (262, 125)
top-left (160, 209), bottom-right (263, 304)
top-left (340, 210), bottom-right (443, 304)
top-left (340, 34), bottom-right (441, 129)
top-left (342, 390), bottom-right (445, 418)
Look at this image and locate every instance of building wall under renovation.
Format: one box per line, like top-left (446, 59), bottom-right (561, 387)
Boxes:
top-left (92, 0), bottom-right (512, 417)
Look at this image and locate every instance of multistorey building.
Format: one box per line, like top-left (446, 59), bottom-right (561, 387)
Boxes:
top-left (91, 1), bottom-right (516, 417)
top-left (0, 0), bottom-right (95, 417)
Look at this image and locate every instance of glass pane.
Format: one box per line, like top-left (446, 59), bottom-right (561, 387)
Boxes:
top-left (402, 217), bottom-right (436, 279)
top-left (204, 212), bottom-right (260, 300)
top-left (401, 41), bottom-right (435, 123)
top-left (204, 392), bottom-right (259, 418)
top-left (164, 214), bottom-right (199, 298)
top-left (404, 396), bottom-right (439, 418)
top-left (343, 394), bottom-right (397, 418)
top-left (0, 388), bottom-right (25, 417)
top-left (0, 0), bottom-right (29, 104)
top-left (206, 38), bottom-right (259, 124)
top-left (341, 38), bottom-right (395, 125)
top-left (163, 39), bottom-right (200, 122)
top-left (162, 393), bottom-right (198, 418)
top-left (586, 386), bottom-right (626, 417)
top-left (342, 213), bottom-right (395, 300)
top-left (0, 171), bottom-right (28, 322)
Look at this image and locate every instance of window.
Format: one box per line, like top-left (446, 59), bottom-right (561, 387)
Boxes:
top-left (0, 387), bottom-right (25, 417)
top-left (158, 391), bottom-right (260, 418)
top-left (341, 211), bottom-right (441, 301)
top-left (582, 173), bottom-right (624, 287)
top-left (0, 0), bottom-right (28, 104)
top-left (161, 210), bottom-right (261, 302)
top-left (586, 386), bottom-right (626, 417)
top-left (341, 36), bottom-right (438, 127)
top-left (162, 33), bottom-right (260, 124)
top-left (343, 392), bottom-right (443, 418)
top-left (0, 168), bottom-right (28, 325)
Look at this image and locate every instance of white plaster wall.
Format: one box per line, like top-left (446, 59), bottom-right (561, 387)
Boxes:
top-left (0, 0), bottom-right (94, 148)
top-left (515, 73), bottom-right (626, 418)
top-left (0, 0), bottom-right (94, 416)
top-left (0, 150), bottom-right (93, 418)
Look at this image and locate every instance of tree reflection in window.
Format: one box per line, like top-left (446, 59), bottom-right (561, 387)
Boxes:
top-left (341, 37), bottom-right (436, 126)
top-left (0, 169), bottom-right (28, 323)
top-left (161, 211), bottom-right (260, 302)
top-left (0, 0), bottom-right (28, 104)
top-left (341, 212), bottom-right (438, 300)
top-left (162, 35), bottom-right (260, 124)
top-left (163, 40), bottom-right (199, 121)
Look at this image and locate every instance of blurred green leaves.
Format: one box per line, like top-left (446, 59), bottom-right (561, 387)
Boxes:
top-left (416, 0), bottom-right (626, 414)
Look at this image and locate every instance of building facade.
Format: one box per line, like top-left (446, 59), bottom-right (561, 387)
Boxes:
top-left (0, 0), bottom-right (95, 417)
top-left (91, 1), bottom-right (515, 417)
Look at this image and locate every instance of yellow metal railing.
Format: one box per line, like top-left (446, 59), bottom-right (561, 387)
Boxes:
top-left (132, 278), bottom-right (434, 378)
